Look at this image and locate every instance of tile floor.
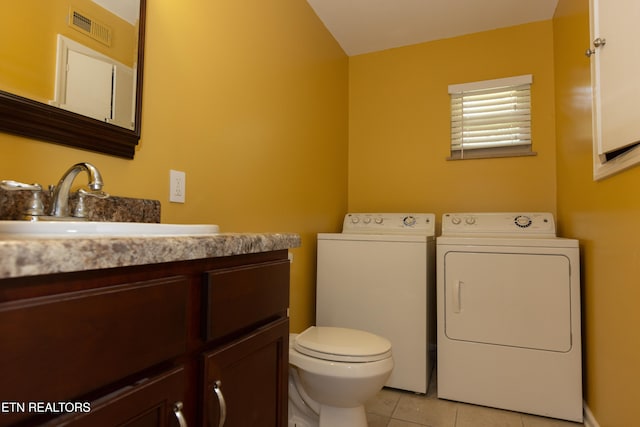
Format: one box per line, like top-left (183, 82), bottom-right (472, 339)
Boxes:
top-left (364, 372), bottom-right (584, 427)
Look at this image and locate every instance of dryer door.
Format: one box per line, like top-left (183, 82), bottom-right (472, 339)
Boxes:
top-left (443, 251), bottom-right (572, 352)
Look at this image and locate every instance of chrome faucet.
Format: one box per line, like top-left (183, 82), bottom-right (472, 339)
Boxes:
top-left (49, 162), bottom-right (105, 218)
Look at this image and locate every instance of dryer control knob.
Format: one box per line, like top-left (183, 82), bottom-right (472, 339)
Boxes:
top-left (363, 217), bottom-right (372, 224)
top-left (403, 216), bottom-right (417, 226)
top-left (375, 217), bottom-right (384, 224)
top-left (451, 216), bottom-right (462, 225)
top-left (351, 216), bottom-right (360, 224)
top-left (465, 216), bottom-right (476, 225)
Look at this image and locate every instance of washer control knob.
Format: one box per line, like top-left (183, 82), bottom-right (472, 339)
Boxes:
top-left (375, 217), bottom-right (384, 224)
top-left (451, 216), bottom-right (462, 225)
top-left (363, 217), bottom-right (372, 224)
top-left (465, 216), bottom-right (476, 225)
top-left (351, 216), bottom-right (360, 224)
top-left (514, 215), bottom-right (532, 228)
top-left (403, 216), bottom-right (416, 226)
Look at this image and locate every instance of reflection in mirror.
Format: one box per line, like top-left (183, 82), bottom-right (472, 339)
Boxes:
top-left (52, 35), bottom-right (136, 129)
top-left (0, 0), bottom-right (146, 158)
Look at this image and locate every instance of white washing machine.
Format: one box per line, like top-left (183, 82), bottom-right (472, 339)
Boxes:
top-left (437, 212), bottom-right (582, 422)
top-left (316, 213), bottom-right (436, 394)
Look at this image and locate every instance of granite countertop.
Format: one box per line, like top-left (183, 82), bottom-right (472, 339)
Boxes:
top-left (0, 233), bottom-right (301, 279)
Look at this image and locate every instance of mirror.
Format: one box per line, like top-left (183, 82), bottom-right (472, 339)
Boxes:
top-left (0, 0), bottom-right (146, 159)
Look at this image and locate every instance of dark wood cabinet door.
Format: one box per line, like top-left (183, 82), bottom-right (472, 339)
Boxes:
top-left (202, 318), bottom-right (289, 427)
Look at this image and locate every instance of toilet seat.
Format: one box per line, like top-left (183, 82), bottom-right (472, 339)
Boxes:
top-left (294, 326), bottom-right (392, 363)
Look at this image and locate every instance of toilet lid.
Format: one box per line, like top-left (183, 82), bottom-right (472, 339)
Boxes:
top-left (294, 326), bottom-right (392, 362)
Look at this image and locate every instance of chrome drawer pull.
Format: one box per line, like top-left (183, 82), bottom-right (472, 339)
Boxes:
top-left (213, 380), bottom-right (227, 427)
top-left (173, 401), bottom-right (188, 427)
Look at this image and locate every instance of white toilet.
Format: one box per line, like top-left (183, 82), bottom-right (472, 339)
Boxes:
top-left (288, 326), bottom-right (393, 427)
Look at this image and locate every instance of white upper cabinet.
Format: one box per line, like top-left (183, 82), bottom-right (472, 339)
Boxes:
top-left (589, 0), bottom-right (640, 179)
top-left (52, 36), bottom-right (135, 131)
top-left (64, 49), bottom-right (114, 124)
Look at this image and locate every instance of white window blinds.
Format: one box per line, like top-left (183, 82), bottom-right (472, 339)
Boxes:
top-left (448, 75), bottom-right (533, 160)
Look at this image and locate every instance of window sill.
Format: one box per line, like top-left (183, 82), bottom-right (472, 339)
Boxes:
top-left (447, 151), bottom-right (538, 161)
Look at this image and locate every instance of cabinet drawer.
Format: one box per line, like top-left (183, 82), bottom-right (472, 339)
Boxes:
top-left (0, 276), bottom-right (188, 424)
top-left (41, 366), bottom-right (186, 427)
top-left (204, 260), bottom-right (289, 342)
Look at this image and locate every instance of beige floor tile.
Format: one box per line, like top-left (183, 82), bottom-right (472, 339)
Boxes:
top-left (367, 412), bottom-right (391, 427)
top-left (393, 394), bottom-right (457, 427)
top-left (521, 414), bottom-right (584, 427)
top-left (366, 388), bottom-right (402, 417)
top-left (365, 369), bottom-right (585, 427)
top-left (455, 403), bottom-right (523, 427)
top-left (388, 419), bottom-right (428, 427)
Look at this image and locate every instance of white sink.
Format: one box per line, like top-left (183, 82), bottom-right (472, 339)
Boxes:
top-left (0, 221), bottom-right (219, 238)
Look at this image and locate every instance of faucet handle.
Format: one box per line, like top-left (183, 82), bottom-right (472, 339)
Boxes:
top-left (0, 180), bottom-right (46, 219)
top-left (1, 180), bottom-right (43, 192)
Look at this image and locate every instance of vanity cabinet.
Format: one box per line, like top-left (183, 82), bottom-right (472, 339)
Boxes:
top-left (0, 250), bottom-right (290, 427)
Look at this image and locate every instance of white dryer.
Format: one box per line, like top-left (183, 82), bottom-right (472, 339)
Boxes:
top-left (317, 213), bottom-right (436, 394)
top-left (437, 213), bottom-right (582, 422)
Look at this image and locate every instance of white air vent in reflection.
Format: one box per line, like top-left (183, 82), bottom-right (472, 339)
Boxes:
top-left (68, 9), bottom-right (112, 46)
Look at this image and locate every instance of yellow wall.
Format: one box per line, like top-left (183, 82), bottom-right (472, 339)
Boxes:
top-left (348, 21), bottom-right (557, 220)
top-left (0, 0), bottom-right (349, 333)
top-left (553, 1), bottom-right (640, 425)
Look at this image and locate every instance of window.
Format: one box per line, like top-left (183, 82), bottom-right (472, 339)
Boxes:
top-left (448, 75), bottom-right (535, 160)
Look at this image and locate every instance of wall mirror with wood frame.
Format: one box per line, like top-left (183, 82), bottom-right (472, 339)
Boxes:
top-left (0, 0), bottom-right (147, 159)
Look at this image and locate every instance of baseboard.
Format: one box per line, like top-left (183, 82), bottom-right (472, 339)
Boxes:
top-left (583, 401), bottom-right (601, 427)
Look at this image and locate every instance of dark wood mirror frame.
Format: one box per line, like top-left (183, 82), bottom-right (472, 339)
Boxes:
top-left (0, 0), bottom-right (147, 159)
